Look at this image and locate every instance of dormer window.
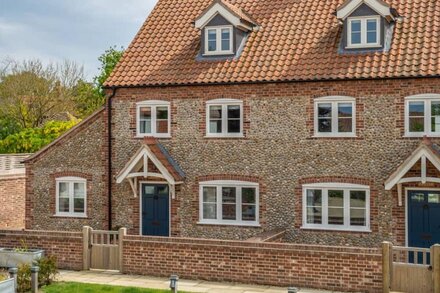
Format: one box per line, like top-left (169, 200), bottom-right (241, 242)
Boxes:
top-left (347, 16), bottom-right (380, 48)
top-left (336, 0), bottom-right (399, 51)
top-left (195, 0), bottom-right (258, 58)
top-left (205, 26), bottom-right (233, 55)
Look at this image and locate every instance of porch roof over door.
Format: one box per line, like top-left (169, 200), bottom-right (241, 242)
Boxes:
top-left (385, 137), bottom-right (440, 205)
top-left (116, 137), bottom-right (184, 198)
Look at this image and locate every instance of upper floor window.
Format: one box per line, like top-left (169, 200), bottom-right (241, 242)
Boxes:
top-left (136, 100), bottom-right (171, 138)
top-left (302, 183), bottom-right (370, 232)
top-left (347, 16), bottom-right (380, 48)
top-left (199, 180), bottom-right (259, 226)
top-left (206, 99), bottom-right (243, 137)
top-left (205, 26), bottom-right (233, 56)
top-left (314, 96), bottom-right (356, 137)
top-left (56, 177), bottom-right (87, 217)
top-left (405, 94), bottom-right (440, 137)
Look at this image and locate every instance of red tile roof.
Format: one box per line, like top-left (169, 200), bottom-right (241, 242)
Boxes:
top-left (105, 0), bottom-right (440, 87)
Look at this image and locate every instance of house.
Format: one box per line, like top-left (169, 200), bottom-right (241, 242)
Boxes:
top-left (24, 0), bottom-right (440, 248)
top-left (0, 154), bottom-right (29, 229)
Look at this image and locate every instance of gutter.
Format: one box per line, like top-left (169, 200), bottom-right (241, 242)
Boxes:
top-left (107, 87), bottom-right (117, 230)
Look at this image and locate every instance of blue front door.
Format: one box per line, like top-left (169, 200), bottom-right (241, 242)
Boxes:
top-left (408, 190), bottom-right (440, 249)
top-left (141, 184), bottom-right (169, 236)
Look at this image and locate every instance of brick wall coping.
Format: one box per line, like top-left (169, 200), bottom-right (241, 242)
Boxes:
top-left (0, 175), bottom-right (26, 180)
top-left (124, 235), bottom-right (380, 255)
top-left (0, 229), bottom-right (82, 239)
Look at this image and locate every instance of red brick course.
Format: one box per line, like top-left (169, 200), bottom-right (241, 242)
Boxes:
top-left (0, 177), bottom-right (25, 229)
top-left (122, 235), bottom-right (383, 293)
top-left (0, 230), bottom-right (83, 270)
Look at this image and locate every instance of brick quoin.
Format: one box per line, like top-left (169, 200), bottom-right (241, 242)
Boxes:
top-left (0, 177), bottom-right (25, 229)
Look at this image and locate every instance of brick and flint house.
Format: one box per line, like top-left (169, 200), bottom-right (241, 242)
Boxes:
top-left (23, 0), bottom-right (440, 247)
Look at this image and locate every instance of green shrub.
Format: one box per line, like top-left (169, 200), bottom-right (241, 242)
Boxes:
top-left (35, 255), bottom-right (58, 286)
top-left (16, 255), bottom-right (59, 292)
top-left (0, 269), bottom-right (9, 282)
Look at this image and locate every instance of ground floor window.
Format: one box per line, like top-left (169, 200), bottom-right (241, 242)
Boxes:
top-left (302, 183), bottom-right (370, 231)
top-left (199, 180), bottom-right (259, 226)
top-left (55, 177), bottom-right (87, 217)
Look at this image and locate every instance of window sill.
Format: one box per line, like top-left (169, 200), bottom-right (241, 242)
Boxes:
top-left (300, 226), bottom-right (371, 233)
top-left (52, 214), bottom-right (88, 219)
top-left (198, 221), bottom-right (261, 227)
top-left (403, 134), bottom-right (440, 138)
top-left (202, 52), bottom-right (234, 56)
top-left (204, 134), bottom-right (245, 139)
top-left (135, 135), bottom-right (172, 139)
top-left (345, 44), bottom-right (381, 49)
top-left (312, 134), bottom-right (357, 138)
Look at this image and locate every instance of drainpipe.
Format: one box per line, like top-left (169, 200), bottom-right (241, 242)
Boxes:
top-left (107, 87), bottom-right (117, 230)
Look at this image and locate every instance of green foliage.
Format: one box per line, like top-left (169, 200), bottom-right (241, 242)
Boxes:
top-left (94, 46), bottom-right (124, 95)
top-left (42, 282), bottom-right (188, 293)
top-left (0, 116), bottom-right (21, 140)
top-left (14, 239), bottom-right (29, 253)
top-left (0, 270), bottom-right (8, 282)
top-left (0, 119), bottom-right (79, 154)
top-left (17, 263), bottom-right (31, 293)
top-left (35, 255), bottom-right (58, 286)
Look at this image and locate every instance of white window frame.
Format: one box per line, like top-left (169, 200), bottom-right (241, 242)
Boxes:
top-left (314, 96), bottom-right (356, 137)
top-left (136, 100), bottom-right (171, 138)
top-left (405, 94), bottom-right (440, 137)
top-left (302, 183), bottom-right (370, 232)
top-left (55, 177), bottom-right (87, 218)
top-left (204, 25), bottom-right (234, 56)
top-left (206, 98), bottom-right (244, 138)
top-left (346, 16), bottom-right (381, 48)
top-left (198, 180), bottom-right (260, 226)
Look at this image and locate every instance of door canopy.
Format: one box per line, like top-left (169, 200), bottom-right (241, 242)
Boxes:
top-left (116, 137), bottom-right (184, 198)
top-left (385, 137), bottom-right (440, 206)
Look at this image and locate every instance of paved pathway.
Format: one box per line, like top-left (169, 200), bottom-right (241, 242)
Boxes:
top-left (58, 270), bottom-right (343, 293)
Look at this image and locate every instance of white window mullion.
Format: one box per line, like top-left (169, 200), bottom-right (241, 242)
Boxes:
top-left (237, 187), bottom-right (242, 222)
top-left (217, 186), bottom-right (222, 221)
top-left (360, 19), bottom-right (366, 45)
top-left (343, 189), bottom-right (350, 228)
top-left (323, 189), bottom-right (329, 226)
top-left (216, 28), bottom-right (221, 52)
top-left (426, 100), bottom-right (431, 134)
top-left (222, 105), bottom-right (227, 134)
top-left (69, 182), bottom-right (74, 214)
top-left (151, 106), bottom-right (157, 136)
top-left (332, 102), bottom-right (338, 134)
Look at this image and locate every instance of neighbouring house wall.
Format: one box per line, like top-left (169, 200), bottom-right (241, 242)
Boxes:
top-left (0, 229), bottom-right (83, 270)
top-left (25, 109), bottom-right (108, 231)
top-left (0, 177), bottom-right (25, 229)
top-left (110, 77), bottom-right (440, 246)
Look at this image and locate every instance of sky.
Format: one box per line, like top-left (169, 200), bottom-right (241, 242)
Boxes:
top-left (0, 0), bottom-right (158, 79)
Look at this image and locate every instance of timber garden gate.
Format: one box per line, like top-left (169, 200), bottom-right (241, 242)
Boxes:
top-left (382, 242), bottom-right (440, 293)
top-left (82, 226), bottom-right (126, 271)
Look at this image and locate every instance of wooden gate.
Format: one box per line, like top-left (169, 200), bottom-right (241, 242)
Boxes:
top-left (382, 242), bottom-right (440, 293)
top-left (83, 226), bottom-right (126, 271)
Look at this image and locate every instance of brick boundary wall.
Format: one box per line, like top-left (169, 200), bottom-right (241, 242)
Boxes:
top-left (0, 176), bottom-right (25, 229)
top-left (0, 230), bottom-right (83, 270)
top-left (122, 235), bottom-right (383, 293)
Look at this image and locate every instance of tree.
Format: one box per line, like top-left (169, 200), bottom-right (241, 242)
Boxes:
top-left (0, 59), bottom-right (83, 128)
top-left (0, 116), bottom-right (21, 140)
top-left (73, 46), bottom-right (124, 117)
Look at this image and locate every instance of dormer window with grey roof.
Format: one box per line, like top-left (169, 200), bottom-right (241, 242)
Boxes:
top-left (336, 0), bottom-right (400, 52)
top-left (194, 0), bottom-right (258, 58)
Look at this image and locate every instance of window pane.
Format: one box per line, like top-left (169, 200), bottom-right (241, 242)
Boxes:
top-left (318, 119), bottom-right (332, 132)
top-left (227, 120), bottom-right (240, 133)
top-left (328, 208), bottom-right (344, 225)
top-left (74, 198), bottom-right (85, 213)
top-left (242, 188), bottom-right (256, 204)
top-left (156, 120), bottom-right (168, 133)
top-left (222, 187), bottom-right (236, 203)
top-left (59, 198), bottom-right (70, 213)
top-left (307, 207), bottom-right (322, 224)
top-left (409, 101), bottom-right (425, 116)
top-left (350, 209), bottom-right (366, 226)
top-left (351, 20), bottom-right (361, 32)
top-left (367, 19), bottom-right (377, 31)
top-left (242, 205), bottom-right (256, 221)
top-left (203, 187), bottom-right (216, 203)
top-left (409, 118), bottom-right (425, 132)
top-left (210, 106), bottom-right (222, 119)
top-left (428, 193), bottom-right (440, 204)
top-left (140, 120), bottom-right (152, 134)
top-left (350, 20), bottom-right (361, 45)
top-left (144, 185), bottom-right (155, 195)
top-left (209, 120), bottom-right (222, 133)
top-left (367, 31), bottom-right (377, 44)
top-left (222, 204), bottom-right (236, 220)
top-left (203, 203), bottom-right (217, 219)
top-left (350, 191), bottom-right (366, 208)
top-left (411, 193), bottom-right (425, 202)
top-left (328, 190), bottom-right (344, 207)
top-left (227, 105), bottom-right (240, 119)
top-left (318, 103), bottom-right (332, 117)
top-left (366, 19), bottom-right (377, 44)
top-left (59, 182), bottom-right (69, 198)
top-left (351, 32), bottom-right (361, 44)
top-left (156, 107), bottom-right (168, 119)
top-left (157, 185), bottom-right (169, 195)
top-left (431, 101), bottom-right (440, 133)
top-left (221, 29), bottom-right (231, 51)
top-left (208, 30), bottom-right (216, 51)
top-left (338, 118), bottom-right (352, 133)
top-left (74, 183), bottom-right (85, 198)
top-left (306, 189), bottom-right (322, 206)
top-left (140, 107), bottom-right (151, 119)
top-left (338, 103), bottom-right (352, 117)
